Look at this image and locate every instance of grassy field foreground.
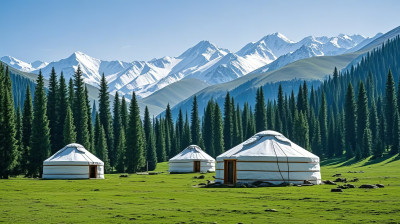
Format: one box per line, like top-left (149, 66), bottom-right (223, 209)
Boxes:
top-left (1, 156), bottom-right (400, 223)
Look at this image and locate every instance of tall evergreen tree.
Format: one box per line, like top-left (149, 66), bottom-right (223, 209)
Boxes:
top-left (120, 96), bottom-right (128, 133)
top-left (362, 128), bottom-right (372, 159)
top-left (223, 92), bottom-right (233, 150)
top-left (266, 100), bottom-right (274, 130)
top-left (385, 69), bottom-right (397, 148)
top-left (21, 86), bottom-right (33, 174)
top-left (0, 68), bottom-right (18, 178)
top-left (236, 104), bottom-right (243, 144)
top-left (177, 109), bottom-right (184, 151)
top-left (47, 67), bottom-right (59, 154)
top-left (155, 118), bottom-right (166, 162)
top-left (125, 92), bottom-right (145, 172)
top-left (96, 124), bottom-right (111, 173)
top-left (29, 71), bottom-right (51, 177)
top-left (57, 72), bottom-right (68, 150)
top-left (213, 103), bottom-right (224, 156)
top-left (98, 74), bottom-right (114, 166)
top-left (345, 83), bottom-right (357, 158)
top-left (113, 92), bottom-right (121, 157)
top-left (63, 106), bottom-right (76, 145)
top-left (146, 127), bottom-right (157, 171)
top-left (277, 85), bottom-right (286, 134)
top-left (392, 110), bottom-right (400, 155)
top-left (357, 82), bottom-right (370, 157)
top-left (182, 112), bottom-right (191, 148)
top-left (85, 87), bottom-right (94, 153)
top-left (255, 87), bottom-right (267, 132)
top-left (165, 104), bottom-right (174, 157)
top-left (203, 100), bottom-right (215, 157)
top-left (68, 78), bottom-right (74, 110)
top-left (318, 91), bottom-right (328, 156)
top-left (191, 96), bottom-right (201, 145)
top-left (73, 66), bottom-right (89, 149)
top-left (116, 129), bottom-right (126, 173)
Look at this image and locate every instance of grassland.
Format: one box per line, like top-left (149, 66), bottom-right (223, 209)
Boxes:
top-left (1, 156), bottom-right (400, 223)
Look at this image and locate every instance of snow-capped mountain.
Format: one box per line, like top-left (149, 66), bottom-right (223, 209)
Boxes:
top-left (0, 56), bottom-right (48, 72)
top-left (1, 32), bottom-right (371, 99)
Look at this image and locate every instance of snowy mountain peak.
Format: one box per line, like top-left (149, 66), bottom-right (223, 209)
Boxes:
top-left (265, 32), bottom-right (294, 43)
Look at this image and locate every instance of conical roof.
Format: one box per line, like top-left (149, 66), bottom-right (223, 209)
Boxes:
top-left (169, 145), bottom-right (215, 162)
top-left (217, 130), bottom-right (319, 162)
top-left (43, 143), bottom-right (104, 165)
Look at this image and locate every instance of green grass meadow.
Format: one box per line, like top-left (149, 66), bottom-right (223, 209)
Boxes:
top-left (1, 156), bottom-right (400, 223)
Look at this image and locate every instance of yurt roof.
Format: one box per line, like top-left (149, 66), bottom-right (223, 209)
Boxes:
top-left (43, 143), bottom-right (104, 165)
top-left (169, 145), bottom-right (215, 162)
top-left (217, 130), bottom-right (319, 162)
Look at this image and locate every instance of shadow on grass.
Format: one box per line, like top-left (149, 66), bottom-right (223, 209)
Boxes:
top-left (321, 153), bottom-right (400, 168)
top-left (359, 153), bottom-right (398, 167)
top-left (320, 156), bottom-right (347, 166)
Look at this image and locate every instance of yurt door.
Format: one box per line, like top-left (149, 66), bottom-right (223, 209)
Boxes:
top-left (89, 165), bottom-right (97, 178)
top-left (193, 161), bottom-right (201, 172)
top-left (224, 160), bottom-right (237, 184)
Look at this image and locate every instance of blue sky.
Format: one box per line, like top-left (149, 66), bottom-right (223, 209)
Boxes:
top-left (1, 0), bottom-right (399, 62)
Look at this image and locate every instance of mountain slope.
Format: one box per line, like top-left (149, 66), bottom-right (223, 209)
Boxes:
top-left (167, 26), bottom-right (400, 119)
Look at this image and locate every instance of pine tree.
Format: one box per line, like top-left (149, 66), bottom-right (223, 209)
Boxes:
top-left (255, 87), bottom-right (267, 132)
top-left (63, 106), bottom-right (76, 145)
top-left (385, 69), bottom-right (397, 148)
top-left (73, 66), bottom-right (89, 149)
top-left (125, 92), bottom-right (145, 173)
top-left (177, 109), bottom-right (184, 151)
top-left (47, 67), bottom-right (59, 154)
top-left (29, 71), bottom-right (51, 177)
top-left (191, 96), bottom-right (201, 145)
top-left (21, 86), bottom-right (33, 174)
top-left (236, 104), bottom-right (243, 144)
top-left (213, 103), bottom-right (224, 156)
top-left (345, 83), bottom-right (357, 159)
top-left (392, 110), bottom-right (400, 155)
top-left (96, 124), bottom-right (111, 173)
top-left (375, 97), bottom-right (386, 157)
top-left (165, 104), bottom-right (174, 157)
top-left (155, 118), bottom-right (166, 162)
top-left (319, 91), bottom-right (328, 155)
top-left (203, 100), bottom-right (215, 157)
top-left (113, 92), bottom-right (121, 158)
top-left (57, 72), bottom-right (68, 150)
top-left (357, 82), bottom-right (369, 154)
top-left (85, 87), bottom-right (94, 153)
top-left (68, 78), bottom-right (74, 109)
top-left (14, 105), bottom-right (22, 174)
top-left (266, 100), bottom-right (274, 130)
top-left (0, 68), bottom-right (18, 178)
top-left (311, 119), bottom-right (321, 155)
top-left (293, 111), bottom-right (309, 150)
top-left (362, 128), bottom-right (372, 158)
top-left (327, 110), bottom-right (336, 158)
top-left (369, 99), bottom-right (379, 153)
top-left (182, 112), bottom-right (191, 148)
top-left (335, 110), bottom-right (345, 157)
top-left (277, 85), bottom-right (286, 133)
top-left (146, 128), bottom-right (157, 171)
top-left (120, 96), bottom-right (128, 133)
top-left (98, 74), bottom-right (114, 166)
top-left (116, 129), bottom-right (126, 173)
top-left (223, 92), bottom-right (233, 150)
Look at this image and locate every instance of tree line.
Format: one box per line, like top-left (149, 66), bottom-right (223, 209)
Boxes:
top-left (1, 36), bottom-right (399, 179)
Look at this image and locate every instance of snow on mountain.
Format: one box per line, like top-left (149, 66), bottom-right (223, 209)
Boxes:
top-left (1, 32), bottom-right (371, 100)
top-left (0, 56), bottom-right (41, 72)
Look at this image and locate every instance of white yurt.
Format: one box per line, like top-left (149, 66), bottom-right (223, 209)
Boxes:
top-left (43, 143), bottom-right (104, 179)
top-left (215, 130), bottom-right (321, 185)
top-left (169, 145), bottom-right (215, 173)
